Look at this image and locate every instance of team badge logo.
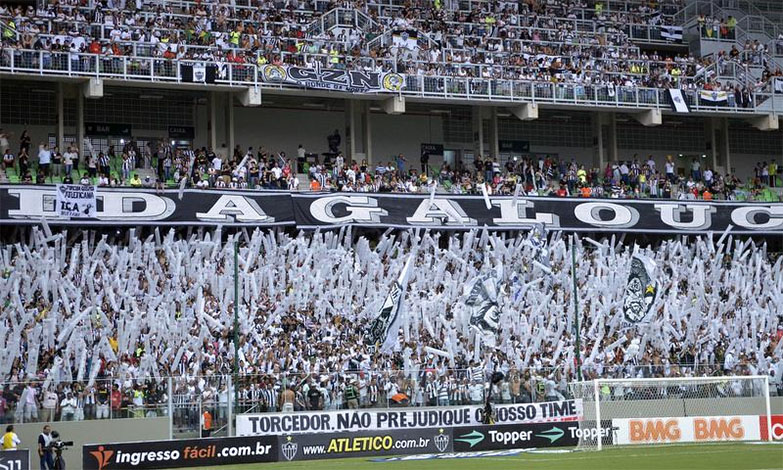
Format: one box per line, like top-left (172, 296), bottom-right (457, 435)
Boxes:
top-left (281, 436), bottom-right (298, 461)
top-left (382, 73), bottom-right (404, 91)
top-left (263, 65), bottom-right (287, 82)
top-left (434, 429), bottom-right (449, 452)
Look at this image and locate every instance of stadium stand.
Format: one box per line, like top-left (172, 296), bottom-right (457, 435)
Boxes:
top-left (0, 228), bottom-right (780, 436)
top-left (0, 0), bottom-right (781, 456)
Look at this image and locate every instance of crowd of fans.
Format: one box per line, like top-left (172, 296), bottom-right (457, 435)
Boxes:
top-left (0, 129), bottom-right (780, 202)
top-left (0, 226), bottom-right (781, 427)
top-left (0, 0), bottom-right (779, 97)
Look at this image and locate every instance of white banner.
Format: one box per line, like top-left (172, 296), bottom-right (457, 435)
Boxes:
top-left (238, 400), bottom-right (584, 436)
top-left (55, 184), bottom-right (97, 218)
top-left (660, 25), bottom-right (683, 42)
top-left (613, 415), bottom-right (760, 445)
top-left (699, 89), bottom-right (729, 103)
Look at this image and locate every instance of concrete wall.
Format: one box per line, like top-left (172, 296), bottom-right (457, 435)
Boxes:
top-left (9, 416), bottom-right (169, 459)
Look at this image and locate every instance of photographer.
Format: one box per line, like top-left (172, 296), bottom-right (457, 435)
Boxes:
top-left (49, 431), bottom-right (73, 469)
top-left (38, 425), bottom-right (54, 470)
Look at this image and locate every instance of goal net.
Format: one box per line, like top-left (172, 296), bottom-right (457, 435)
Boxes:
top-left (569, 376), bottom-right (772, 450)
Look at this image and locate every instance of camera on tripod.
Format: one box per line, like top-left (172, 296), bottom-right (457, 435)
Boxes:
top-left (49, 431), bottom-right (74, 451)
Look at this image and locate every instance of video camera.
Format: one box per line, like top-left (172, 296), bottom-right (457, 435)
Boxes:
top-left (49, 431), bottom-right (74, 452)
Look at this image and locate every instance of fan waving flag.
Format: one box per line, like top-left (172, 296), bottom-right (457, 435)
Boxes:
top-left (464, 261), bottom-right (503, 347)
top-left (366, 256), bottom-right (415, 353)
top-left (623, 255), bottom-right (658, 324)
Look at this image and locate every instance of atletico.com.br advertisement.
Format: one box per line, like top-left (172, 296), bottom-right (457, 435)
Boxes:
top-left (82, 435), bottom-right (278, 470)
top-left (278, 428), bottom-right (453, 461)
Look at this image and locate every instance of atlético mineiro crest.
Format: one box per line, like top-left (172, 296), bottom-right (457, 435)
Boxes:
top-left (281, 436), bottom-right (298, 461)
top-left (434, 429), bottom-right (449, 452)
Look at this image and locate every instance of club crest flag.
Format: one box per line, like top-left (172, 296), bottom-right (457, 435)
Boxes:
top-left (623, 254), bottom-right (657, 323)
top-left (366, 256), bottom-right (414, 353)
top-left (56, 184), bottom-right (97, 218)
top-left (464, 262), bottom-right (503, 346)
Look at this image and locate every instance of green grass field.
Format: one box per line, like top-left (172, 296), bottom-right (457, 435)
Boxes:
top-left (211, 443), bottom-right (783, 470)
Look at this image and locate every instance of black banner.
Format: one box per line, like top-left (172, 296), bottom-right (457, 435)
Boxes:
top-left (278, 428), bottom-right (451, 462)
top-left (1, 185), bottom-right (782, 234)
top-left (85, 123), bottom-right (132, 137)
top-left (0, 449), bottom-right (30, 470)
top-left (498, 140), bottom-right (530, 153)
top-left (168, 126), bottom-right (195, 139)
top-left (421, 143), bottom-right (444, 156)
top-left (259, 65), bottom-right (404, 93)
top-left (452, 422), bottom-right (579, 452)
top-left (82, 436), bottom-right (277, 470)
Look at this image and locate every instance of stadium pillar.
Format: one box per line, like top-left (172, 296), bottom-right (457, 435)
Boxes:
top-left (76, 86), bottom-right (84, 154)
top-left (472, 106), bottom-right (484, 159)
top-left (362, 101), bottom-right (373, 164)
top-left (56, 83), bottom-right (64, 152)
top-left (225, 92), bottom-right (234, 158)
top-left (708, 117), bottom-right (731, 174)
top-left (591, 113), bottom-right (605, 169)
top-left (489, 107), bottom-right (499, 159)
top-left (208, 91), bottom-right (218, 152)
top-left (344, 99), bottom-right (358, 160)
top-left (607, 112), bottom-right (618, 163)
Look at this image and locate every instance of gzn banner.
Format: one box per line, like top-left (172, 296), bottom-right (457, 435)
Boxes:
top-left (237, 400), bottom-right (583, 436)
top-left (1, 186), bottom-right (782, 234)
top-left (82, 436), bottom-right (277, 470)
top-left (259, 64), bottom-right (405, 93)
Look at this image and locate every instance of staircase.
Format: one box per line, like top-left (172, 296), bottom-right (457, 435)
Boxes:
top-left (305, 8), bottom-right (380, 43)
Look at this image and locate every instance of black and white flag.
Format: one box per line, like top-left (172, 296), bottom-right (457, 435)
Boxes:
top-left (668, 88), bottom-right (690, 113)
top-left (366, 256), bottom-right (414, 353)
top-left (464, 261), bottom-right (503, 347)
top-left (178, 150), bottom-right (196, 200)
top-left (660, 25), bottom-right (683, 42)
top-left (181, 63), bottom-right (217, 83)
top-left (622, 254), bottom-right (657, 323)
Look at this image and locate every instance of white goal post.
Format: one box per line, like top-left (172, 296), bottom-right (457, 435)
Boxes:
top-left (569, 375), bottom-right (772, 451)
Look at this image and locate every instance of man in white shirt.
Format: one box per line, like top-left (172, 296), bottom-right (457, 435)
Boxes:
top-left (60, 392), bottom-right (77, 421)
top-left (703, 167), bottom-right (713, 187)
top-left (665, 159), bottom-right (675, 182)
top-left (212, 155), bottom-right (222, 171)
top-left (38, 143), bottom-right (52, 179)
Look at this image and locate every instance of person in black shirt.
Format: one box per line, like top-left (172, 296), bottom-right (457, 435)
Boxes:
top-left (96, 386), bottom-right (109, 419)
top-left (307, 384), bottom-right (322, 411)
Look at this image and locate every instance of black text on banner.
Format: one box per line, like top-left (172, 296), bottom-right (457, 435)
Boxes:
top-left (237, 400), bottom-right (583, 436)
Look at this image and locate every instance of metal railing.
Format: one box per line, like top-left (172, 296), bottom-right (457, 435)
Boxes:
top-left (1, 363), bottom-right (763, 432)
top-left (0, 49), bottom-right (775, 113)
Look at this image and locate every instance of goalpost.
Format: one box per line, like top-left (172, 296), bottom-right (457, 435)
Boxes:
top-left (569, 375), bottom-right (773, 451)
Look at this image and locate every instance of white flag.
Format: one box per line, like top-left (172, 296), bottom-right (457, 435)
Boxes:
top-left (56, 184), bottom-right (97, 218)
